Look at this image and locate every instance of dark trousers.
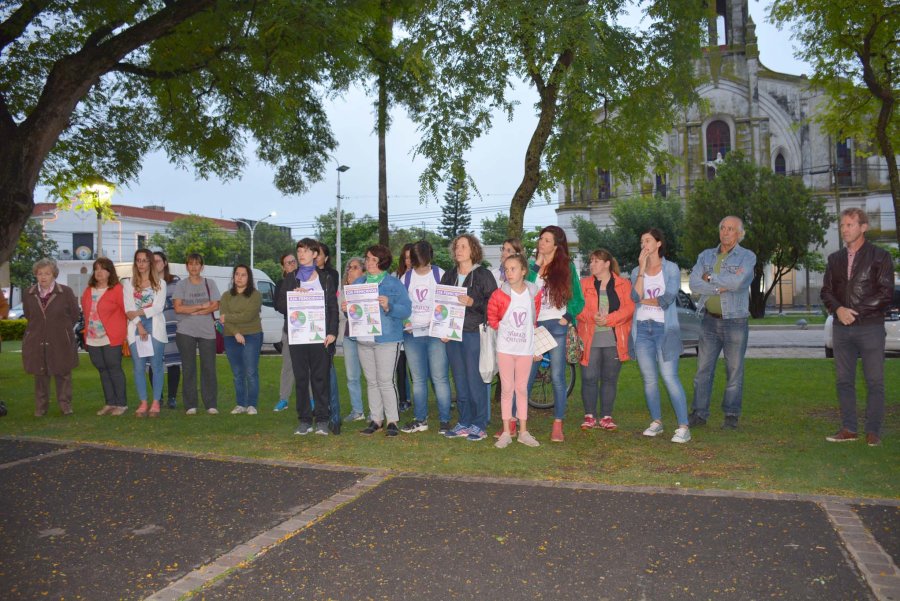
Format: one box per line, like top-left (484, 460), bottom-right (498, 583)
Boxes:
top-left (34, 373), bottom-right (73, 415)
top-left (86, 344), bottom-right (127, 407)
top-left (289, 343), bottom-right (332, 423)
top-left (396, 350), bottom-right (408, 402)
top-left (580, 346), bottom-right (621, 417)
top-left (833, 323), bottom-right (886, 436)
top-left (150, 365), bottom-right (181, 402)
top-left (176, 333), bottom-right (218, 410)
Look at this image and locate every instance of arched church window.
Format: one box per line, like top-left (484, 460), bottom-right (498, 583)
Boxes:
top-left (706, 120), bottom-right (731, 163)
top-left (775, 153), bottom-right (786, 176)
top-left (835, 140), bottom-right (852, 186)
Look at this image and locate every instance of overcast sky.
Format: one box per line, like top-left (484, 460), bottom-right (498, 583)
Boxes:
top-left (52, 1), bottom-right (812, 239)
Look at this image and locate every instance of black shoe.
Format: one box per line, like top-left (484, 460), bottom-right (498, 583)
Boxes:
top-left (722, 415), bottom-right (739, 430)
top-left (385, 422), bottom-right (400, 437)
top-left (329, 420), bottom-right (341, 435)
top-left (439, 421), bottom-right (451, 434)
top-left (399, 400), bottom-right (412, 413)
top-left (167, 398), bottom-right (177, 410)
top-left (361, 421), bottom-right (382, 435)
top-left (688, 412), bottom-right (707, 427)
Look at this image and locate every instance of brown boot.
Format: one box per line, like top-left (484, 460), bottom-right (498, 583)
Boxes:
top-left (550, 419), bottom-right (564, 442)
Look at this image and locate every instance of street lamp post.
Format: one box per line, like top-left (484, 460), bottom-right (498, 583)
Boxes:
top-left (233, 211), bottom-right (276, 271)
top-left (335, 163), bottom-right (350, 276)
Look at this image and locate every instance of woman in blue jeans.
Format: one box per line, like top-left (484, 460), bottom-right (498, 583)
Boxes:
top-left (340, 257), bottom-right (367, 422)
top-left (629, 228), bottom-right (691, 444)
top-left (441, 234), bottom-right (497, 442)
top-left (524, 225), bottom-right (584, 443)
top-left (123, 249), bottom-right (167, 417)
top-left (220, 265), bottom-right (263, 415)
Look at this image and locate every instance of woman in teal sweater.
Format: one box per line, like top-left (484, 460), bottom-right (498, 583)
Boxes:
top-left (524, 225), bottom-right (585, 442)
top-left (219, 265), bottom-right (263, 414)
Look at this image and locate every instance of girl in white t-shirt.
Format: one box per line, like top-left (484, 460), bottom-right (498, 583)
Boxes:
top-left (486, 254), bottom-right (543, 448)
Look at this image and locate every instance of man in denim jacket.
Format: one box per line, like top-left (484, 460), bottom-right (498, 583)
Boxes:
top-left (688, 216), bottom-right (757, 429)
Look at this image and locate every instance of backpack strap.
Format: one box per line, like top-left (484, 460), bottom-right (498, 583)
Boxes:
top-left (431, 265), bottom-right (440, 283)
top-left (404, 270), bottom-right (412, 289)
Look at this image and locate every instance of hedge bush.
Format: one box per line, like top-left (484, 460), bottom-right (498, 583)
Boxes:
top-left (0, 320), bottom-right (27, 341)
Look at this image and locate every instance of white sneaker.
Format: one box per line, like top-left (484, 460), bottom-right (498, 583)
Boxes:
top-left (207, 408), bottom-right (219, 415)
top-left (642, 421), bottom-right (664, 437)
top-left (231, 406), bottom-right (246, 415)
top-left (246, 406), bottom-right (258, 415)
top-left (185, 408), bottom-right (197, 415)
top-left (671, 426), bottom-right (691, 444)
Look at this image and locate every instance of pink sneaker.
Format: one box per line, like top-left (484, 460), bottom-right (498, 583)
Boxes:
top-left (598, 416), bottom-right (618, 431)
top-left (580, 415), bottom-right (596, 430)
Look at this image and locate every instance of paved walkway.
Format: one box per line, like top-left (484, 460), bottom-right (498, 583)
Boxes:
top-left (3, 438), bottom-right (898, 601)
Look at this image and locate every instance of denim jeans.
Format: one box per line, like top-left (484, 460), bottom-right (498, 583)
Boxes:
top-left (130, 337), bottom-right (165, 401)
top-left (342, 336), bottom-right (364, 415)
top-left (691, 316), bottom-right (749, 419)
top-left (445, 330), bottom-right (489, 430)
top-left (634, 320), bottom-right (688, 425)
top-left (87, 344), bottom-right (127, 407)
top-left (404, 333), bottom-right (452, 423)
top-left (526, 319), bottom-right (569, 420)
top-left (580, 345), bottom-right (621, 417)
top-left (833, 323), bottom-right (886, 435)
top-left (224, 332), bottom-right (262, 408)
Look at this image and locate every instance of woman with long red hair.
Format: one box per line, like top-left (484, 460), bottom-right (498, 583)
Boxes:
top-left (525, 225), bottom-right (584, 442)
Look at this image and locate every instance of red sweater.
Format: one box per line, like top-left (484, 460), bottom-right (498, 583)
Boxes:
top-left (80, 283), bottom-right (127, 346)
top-left (576, 274), bottom-right (634, 364)
top-left (487, 281), bottom-right (543, 330)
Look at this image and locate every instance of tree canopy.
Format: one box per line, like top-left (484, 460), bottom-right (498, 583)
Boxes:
top-left (0, 0), bottom-right (371, 265)
top-left (438, 175), bottom-right (472, 240)
top-left (10, 220), bottom-right (58, 293)
top-left (684, 153), bottom-right (831, 318)
top-left (769, 0), bottom-right (900, 244)
top-left (149, 216), bottom-right (240, 267)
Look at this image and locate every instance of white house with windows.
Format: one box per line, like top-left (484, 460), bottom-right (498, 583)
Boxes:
top-left (31, 202), bottom-right (239, 263)
top-left (556, 0), bottom-right (896, 306)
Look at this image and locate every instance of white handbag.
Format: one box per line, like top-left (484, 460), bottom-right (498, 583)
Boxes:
top-left (478, 322), bottom-right (498, 383)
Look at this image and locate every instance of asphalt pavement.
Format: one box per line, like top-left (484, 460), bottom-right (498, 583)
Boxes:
top-left (2, 438), bottom-right (897, 601)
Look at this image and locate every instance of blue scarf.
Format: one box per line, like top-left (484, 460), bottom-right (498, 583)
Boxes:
top-left (295, 264), bottom-right (316, 283)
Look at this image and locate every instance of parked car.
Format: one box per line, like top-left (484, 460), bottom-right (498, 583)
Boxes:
top-left (823, 284), bottom-right (900, 357)
top-left (676, 289), bottom-right (701, 354)
top-left (7, 303), bottom-right (24, 320)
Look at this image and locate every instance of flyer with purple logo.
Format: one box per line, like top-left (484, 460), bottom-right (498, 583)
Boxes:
top-left (429, 284), bottom-right (466, 341)
top-left (344, 283), bottom-right (382, 338)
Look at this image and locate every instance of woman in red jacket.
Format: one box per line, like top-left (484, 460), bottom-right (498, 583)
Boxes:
top-left (575, 249), bottom-right (635, 432)
top-left (81, 257), bottom-right (128, 416)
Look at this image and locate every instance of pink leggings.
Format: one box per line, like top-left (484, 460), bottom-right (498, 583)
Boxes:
top-left (497, 352), bottom-right (531, 422)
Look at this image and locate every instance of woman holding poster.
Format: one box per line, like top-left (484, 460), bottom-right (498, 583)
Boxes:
top-left (440, 234), bottom-right (497, 442)
top-left (275, 239), bottom-right (339, 436)
top-left (346, 244), bottom-right (411, 437)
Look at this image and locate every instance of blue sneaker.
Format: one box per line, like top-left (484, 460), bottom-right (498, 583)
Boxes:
top-left (466, 426), bottom-right (487, 441)
top-left (274, 399), bottom-right (289, 412)
top-left (443, 424), bottom-right (470, 439)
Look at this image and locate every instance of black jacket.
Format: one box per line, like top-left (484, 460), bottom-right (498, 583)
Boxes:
top-left (821, 241), bottom-right (894, 326)
top-left (439, 265), bottom-right (498, 332)
top-left (276, 267), bottom-right (340, 342)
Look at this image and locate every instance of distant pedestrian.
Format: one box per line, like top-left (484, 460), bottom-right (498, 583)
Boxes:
top-left (576, 249), bottom-right (634, 432)
top-left (22, 258), bottom-right (80, 416)
top-left (350, 244), bottom-right (411, 437)
top-left (274, 252), bottom-right (298, 412)
top-left (152, 251), bottom-right (182, 409)
top-left (123, 249), bottom-right (167, 417)
top-left (220, 265), bottom-right (263, 415)
top-left (821, 208), bottom-right (894, 446)
top-left (688, 216), bottom-right (756, 430)
top-left (487, 253), bottom-right (542, 448)
top-left (630, 229), bottom-right (691, 444)
top-left (394, 243), bottom-right (414, 413)
top-left (340, 257), bottom-right (367, 422)
top-left (173, 253), bottom-right (220, 415)
top-left (490, 238), bottom-right (525, 286)
top-left (82, 258), bottom-right (128, 416)
top-left (316, 242), bottom-right (343, 434)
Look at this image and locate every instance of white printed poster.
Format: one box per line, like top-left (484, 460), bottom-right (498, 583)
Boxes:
top-left (287, 290), bottom-right (327, 345)
top-left (344, 283), bottom-right (383, 338)
top-left (429, 284), bottom-right (467, 341)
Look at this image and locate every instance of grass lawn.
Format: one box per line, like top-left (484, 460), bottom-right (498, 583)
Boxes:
top-left (0, 341), bottom-right (896, 499)
top-left (750, 312), bottom-right (826, 326)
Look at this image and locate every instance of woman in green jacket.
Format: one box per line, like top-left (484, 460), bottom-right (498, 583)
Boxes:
top-left (219, 265), bottom-right (263, 415)
top-left (525, 225), bottom-right (584, 442)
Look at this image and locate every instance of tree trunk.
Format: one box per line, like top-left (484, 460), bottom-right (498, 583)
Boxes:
top-left (376, 8), bottom-right (393, 247)
top-left (749, 271), bottom-right (768, 318)
top-left (0, 0), bottom-right (216, 265)
top-left (506, 48), bottom-right (574, 239)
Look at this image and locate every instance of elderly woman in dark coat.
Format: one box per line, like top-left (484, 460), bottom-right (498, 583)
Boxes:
top-left (22, 258), bottom-right (80, 416)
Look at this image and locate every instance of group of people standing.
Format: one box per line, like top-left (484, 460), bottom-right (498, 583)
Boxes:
top-left (17, 209), bottom-right (891, 447)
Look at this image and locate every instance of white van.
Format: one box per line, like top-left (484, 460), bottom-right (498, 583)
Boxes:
top-left (114, 262), bottom-right (284, 348)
